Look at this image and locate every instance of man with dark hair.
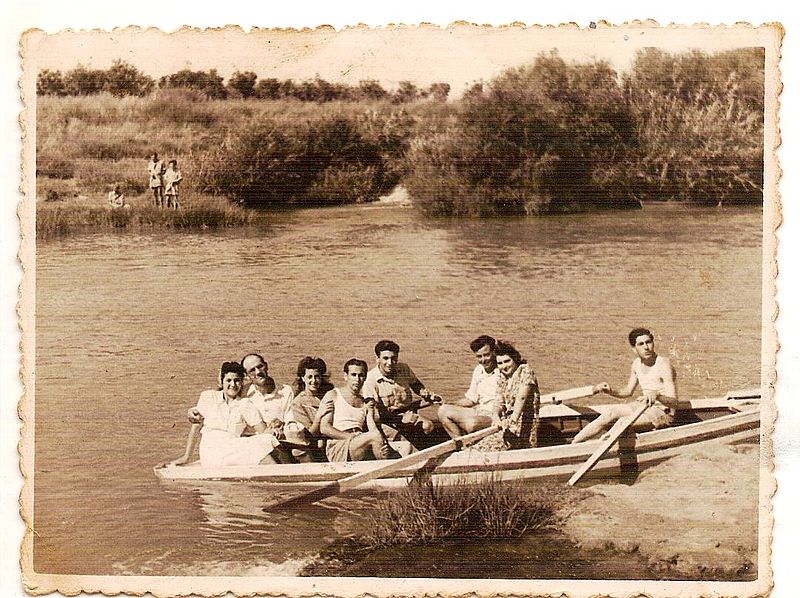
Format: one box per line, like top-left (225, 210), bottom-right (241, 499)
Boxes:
top-left (362, 339), bottom-right (441, 448)
top-left (571, 327), bottom-right (679, 444)
top-left (438, 335), bottom-right (499, 438)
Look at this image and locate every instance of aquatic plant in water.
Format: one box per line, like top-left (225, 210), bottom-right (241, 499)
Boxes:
top-left (365, 477), bottom-right (562, 548)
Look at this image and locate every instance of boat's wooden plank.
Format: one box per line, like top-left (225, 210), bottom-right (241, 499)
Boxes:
top-left (154, 403), bottom-right (760, 483)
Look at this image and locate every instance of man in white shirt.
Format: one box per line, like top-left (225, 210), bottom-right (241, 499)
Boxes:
top-left (571, 328), bottom-right (679, 444)
top-left (240, 353), bottom-right (296, 462)
top-left (438, 335), bottom-right (500, 439)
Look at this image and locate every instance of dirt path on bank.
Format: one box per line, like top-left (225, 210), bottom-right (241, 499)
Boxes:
top-left (560, 442), bottom-right (762, 579)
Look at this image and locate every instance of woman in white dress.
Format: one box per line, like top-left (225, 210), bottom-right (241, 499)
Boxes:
top-left (167, 362), bottom-right (281, 467)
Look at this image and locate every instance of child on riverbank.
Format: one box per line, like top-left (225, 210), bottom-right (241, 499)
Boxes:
top-left (164, 160), bottom-right (183, 210)
top-left (107, 184), bottom-right (128, 210)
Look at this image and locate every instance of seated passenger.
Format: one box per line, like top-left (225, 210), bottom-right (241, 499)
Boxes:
top-left (362, 339), bottom-right (442, 449)
top-left (320, 359), bottom-right (399, 462)
top-left (167, 361), bottom-right (281, 467)
top-left (478, 340), bottom-right (541, 451)
top-left (284, 356), bottom-right (335, 462)
top-left (438, 335), bottom-right (500, 439)
top-left (571, 328), bottom-right (679, 444)
top-left (240, 353), bottom-right (293, 433)
top-left (241, 353), bottom-right (296, 463)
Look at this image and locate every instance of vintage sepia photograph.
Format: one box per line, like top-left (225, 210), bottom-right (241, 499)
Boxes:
top-left (14, 17), bottom-right (784, 597)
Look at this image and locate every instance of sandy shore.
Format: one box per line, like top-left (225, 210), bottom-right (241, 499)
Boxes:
top-left (559, 441), bottom-right (761, 579)
top-left (300, 440), bottom-right (761, 580)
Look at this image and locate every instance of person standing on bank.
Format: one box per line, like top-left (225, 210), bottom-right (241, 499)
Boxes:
top-left (438, 335), bottom-right (500, 439)
top-left (147, 152), bottom-right (165, 208)
top-left (163, 159), bottom-right (182, 210)
top-left (571, 327), bottom-right (679, 444)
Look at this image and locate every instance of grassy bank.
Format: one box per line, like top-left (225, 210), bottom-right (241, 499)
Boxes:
top-left (36, 92), bottom-right (453, 211)
top-left (36, 193), bottom-right (265, 240)
top-left (36, 47), bottom-right (763, 228)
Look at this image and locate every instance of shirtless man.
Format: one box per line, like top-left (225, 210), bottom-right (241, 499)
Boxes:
top-left (438, 335), bottom-right (500, 439)
top-left (571, 328), bottom-right (679, 444)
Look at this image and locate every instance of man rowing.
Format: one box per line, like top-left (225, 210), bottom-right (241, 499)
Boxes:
top-left (438, 335), bottom-right (500, 438)
top-left (362, 339), bottom-right (442, 449)
top-left (571, 327), bottom-right (679, 444)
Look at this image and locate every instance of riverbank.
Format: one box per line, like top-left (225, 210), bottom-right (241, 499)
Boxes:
top-left (301, 442), bottom-right (760, 580)
top-left (35, 192), bottom-right (269, 239)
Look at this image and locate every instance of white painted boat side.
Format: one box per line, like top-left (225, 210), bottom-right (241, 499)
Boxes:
top-left (154, 403), bottom-right (759, 485)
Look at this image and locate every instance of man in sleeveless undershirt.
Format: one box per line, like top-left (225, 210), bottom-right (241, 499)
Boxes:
top-left (571, 328), bottom-right (679, 444)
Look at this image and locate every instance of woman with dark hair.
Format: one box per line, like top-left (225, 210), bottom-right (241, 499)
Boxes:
top-left (480, 340), bottom-right (541, 451)
top-left (166, 361), bottom-right (282, 467)
top-left (284, 356), bottom-right (335, 462)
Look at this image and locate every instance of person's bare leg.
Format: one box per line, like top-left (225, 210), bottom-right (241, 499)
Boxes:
top-left (571, 404), bottom-right (631, 444)
top-left (438, 404), bottom-right (491, 439)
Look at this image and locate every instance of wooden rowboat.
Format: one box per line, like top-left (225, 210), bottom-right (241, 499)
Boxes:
top-left (153, 389), bottom-right (760, 487)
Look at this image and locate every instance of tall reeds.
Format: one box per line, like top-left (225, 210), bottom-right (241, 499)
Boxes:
top-left (364, 478), bottom-right (561, 548)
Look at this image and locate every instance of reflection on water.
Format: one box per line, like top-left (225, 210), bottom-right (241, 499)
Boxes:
top-left (34, 203), bottom-right (762, 575)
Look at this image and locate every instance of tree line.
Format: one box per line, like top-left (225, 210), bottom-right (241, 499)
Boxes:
top-left (36, 60), bottom-right (451, 103)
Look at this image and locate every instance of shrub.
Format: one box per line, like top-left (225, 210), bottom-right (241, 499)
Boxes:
top-left (158, 68), bottom-right (228, 99)
top-left (406, 52), bottom-right (640, 216)
top-left (621, 47), bottom-right (765, 203)
top-left (104, 60), bottom-right (155, 97)
top-left (198, 114), bottom-right (392, 208)
top-left (37, 69), bottom-right (66, 96)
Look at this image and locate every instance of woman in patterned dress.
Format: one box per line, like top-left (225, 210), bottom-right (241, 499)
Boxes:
top-left (481, 340), bottom-right (541, 451)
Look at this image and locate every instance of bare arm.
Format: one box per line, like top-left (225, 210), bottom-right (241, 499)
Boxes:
top-left (309, 399), bottom-right (333, 436)
top-left (318, 393), bottom-right (354, 441)
top-left (606, 364), bottom-right (639, 399)
top-left (167, 423), bottom-right (201, 466)
top-left (509, 383), bottom-right (537, 423)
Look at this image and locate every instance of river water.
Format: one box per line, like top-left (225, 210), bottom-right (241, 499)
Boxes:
top-left (33, 203), bottom-right (763, 576)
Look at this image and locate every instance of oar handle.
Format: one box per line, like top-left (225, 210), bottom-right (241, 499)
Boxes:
top-left (542, 385), bottom-right (598, 405)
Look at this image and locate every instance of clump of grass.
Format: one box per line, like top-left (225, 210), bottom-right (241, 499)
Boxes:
top-left (364, 477), bottom-right (562, 548)
top-left (36, 194), bottom-right (264, 240)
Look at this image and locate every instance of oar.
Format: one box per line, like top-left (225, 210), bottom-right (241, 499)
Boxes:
top-left (567, 400), bottom-right (650, 486)
top-left (264, 425), bottom-right (502, 511)
top-left (541, 385), bottom-right (597, 405)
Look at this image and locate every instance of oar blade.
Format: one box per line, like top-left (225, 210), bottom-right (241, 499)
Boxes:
top-left (264, 425), bottom-right (502, 511)
top-left (542, 385), bottom-right (596, 405)
top-left (264, 481), bottom-right (342, 512)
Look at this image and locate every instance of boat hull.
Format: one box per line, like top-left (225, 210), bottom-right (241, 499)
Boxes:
top-left (154, 399), bottom-right (760, 487)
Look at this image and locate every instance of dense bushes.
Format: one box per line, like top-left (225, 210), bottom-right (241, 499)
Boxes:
top-left (36, 47), bottom-right (763, 220)
top-left (405, 53), bottom-right (641, 216)
top-left (198, 110), bottom-right (414, 207)
top-left (38, 60), bottom-right (155, 97)
top-left (621, 48), bottom-right (764, 204)
top-left (405, 48), bottom-right (764, 215)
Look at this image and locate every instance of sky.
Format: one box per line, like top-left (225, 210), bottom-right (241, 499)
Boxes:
top-left (24, 24), bottom-right (769, 95)
top-left (2, 3), bottom-right (799, 598)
